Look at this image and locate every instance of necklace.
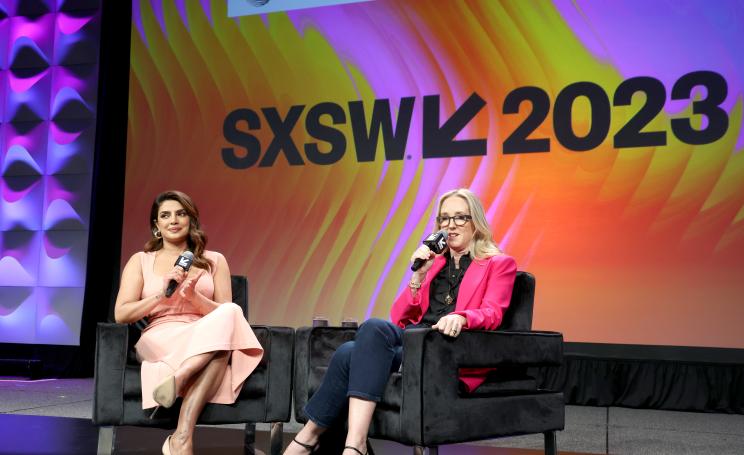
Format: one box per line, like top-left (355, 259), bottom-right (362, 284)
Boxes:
top-left (444, 257), bottom-right (464, 305)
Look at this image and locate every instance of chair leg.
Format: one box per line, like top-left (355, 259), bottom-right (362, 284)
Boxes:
top-left (270, 422), bottom-right (284, 455)
top-left (243, 423), bottom-right (256, 455)
top-left (96, 426), bottom-right (115, 455)
top-left (544, 430), bottom-right (558, 455)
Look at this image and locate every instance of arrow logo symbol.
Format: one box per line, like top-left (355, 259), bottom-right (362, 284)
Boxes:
top-left (422, 92), bottom-right (487, 158)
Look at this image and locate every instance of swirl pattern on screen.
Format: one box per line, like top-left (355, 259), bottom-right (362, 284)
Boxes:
top-left (124, 0), bottom-right (744, 347)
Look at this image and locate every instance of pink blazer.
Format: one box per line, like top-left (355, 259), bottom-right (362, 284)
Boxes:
top-left (390, 253), bottom-right (517, 391)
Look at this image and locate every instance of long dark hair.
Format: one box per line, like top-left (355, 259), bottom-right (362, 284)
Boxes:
top-left (144, 190), bottom-right (212, 271)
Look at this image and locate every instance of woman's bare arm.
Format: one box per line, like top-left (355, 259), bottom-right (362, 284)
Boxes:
top-left (114, 253), bottom-right (165, 323)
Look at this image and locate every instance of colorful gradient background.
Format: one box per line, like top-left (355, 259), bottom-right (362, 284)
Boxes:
top-left (123, 0), bottom-right (744, 348)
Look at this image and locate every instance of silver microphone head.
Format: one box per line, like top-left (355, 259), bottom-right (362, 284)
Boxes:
top-left (175, 250), bottom-right (195, 271)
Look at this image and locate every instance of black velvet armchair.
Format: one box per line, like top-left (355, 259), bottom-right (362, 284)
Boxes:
top-left (293, 271), bottom-right (564, 454)
top-left (93, 276), bottom-right (294, 455)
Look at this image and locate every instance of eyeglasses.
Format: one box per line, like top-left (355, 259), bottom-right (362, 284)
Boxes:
top-left (436, 215), bottom-right (473, 227)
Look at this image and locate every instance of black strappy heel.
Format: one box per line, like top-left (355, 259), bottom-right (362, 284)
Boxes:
top-left (292, 437), bottom-right (318, 453)
top-left (344, 446), bottom-right (366, 455)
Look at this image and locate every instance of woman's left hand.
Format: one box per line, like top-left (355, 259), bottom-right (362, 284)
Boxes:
top-left (179, 270), bottom-right (205, 302)
top-left (432, 314), bottom-right (467, 337)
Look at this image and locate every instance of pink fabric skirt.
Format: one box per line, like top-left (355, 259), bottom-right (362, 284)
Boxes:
top-left (135, 302), bottom-right (263, 409)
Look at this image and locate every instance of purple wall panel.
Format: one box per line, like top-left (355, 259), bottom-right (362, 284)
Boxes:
top-left (0, 286), bottom-right (37, 344)
top-left (0, 1), bottom-right (100, 345)
top-left (0, 230), bottom-right (41, 286)
top-left (2, 122), bottom-right (48, 175)
top-left (0, 175), bottom-right (44, 230)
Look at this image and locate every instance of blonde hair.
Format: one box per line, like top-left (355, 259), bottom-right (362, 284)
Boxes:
top-left (434, 188), bottom-right (502, 259)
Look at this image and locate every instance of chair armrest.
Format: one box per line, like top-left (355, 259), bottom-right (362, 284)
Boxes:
top-left (251, 325), bottom-right (295, 422)
top-left (92, 323), bottom-right (129, 425)
top-left (410, 328), bottom-right (563, 368)
top-left (401, 329), bottom-right (563, 396)
top-left (397, 329), bottom-right (563, 443)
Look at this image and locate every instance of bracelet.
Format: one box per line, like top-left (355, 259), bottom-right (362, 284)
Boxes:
top-left (408, 280), bottom-right (422, 290)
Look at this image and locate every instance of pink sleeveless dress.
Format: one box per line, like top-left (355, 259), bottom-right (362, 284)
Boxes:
top-left (134, 250), bottom-right (263, 409)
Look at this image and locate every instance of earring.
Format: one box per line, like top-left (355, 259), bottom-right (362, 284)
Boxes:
top-left (153, 228), bottom-right (162, 238)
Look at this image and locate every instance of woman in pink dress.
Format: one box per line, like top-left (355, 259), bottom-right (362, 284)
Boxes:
top-left (114, 190), bottom-right (263, 455)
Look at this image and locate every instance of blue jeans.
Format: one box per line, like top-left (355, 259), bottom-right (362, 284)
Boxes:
top-left (303, 318), bottom-right (404, 428)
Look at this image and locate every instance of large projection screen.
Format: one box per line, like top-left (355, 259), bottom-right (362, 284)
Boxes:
top-left (123, 0), bottom-right (744, 349)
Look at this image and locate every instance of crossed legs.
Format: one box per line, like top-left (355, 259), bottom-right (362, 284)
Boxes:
top-left (164, 350), bottom-right (230, 455)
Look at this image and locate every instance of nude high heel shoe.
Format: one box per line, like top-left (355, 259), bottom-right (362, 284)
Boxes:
top-left (149, 375), bottom-right (177, 419)
top-left (162, 435), bottom-right (172, 454)
top-left (153, 375), bottom-right (177, 408)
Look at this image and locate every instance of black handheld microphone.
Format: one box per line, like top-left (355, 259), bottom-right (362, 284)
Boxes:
top-left (411, 230), bottom-right (448, 271)
top-left (165, 250), bottom-right (194, 298)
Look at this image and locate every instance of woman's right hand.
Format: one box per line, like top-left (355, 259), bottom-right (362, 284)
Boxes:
top-left (162, 266), bottom-right (187, 296)
top-left (410, 244), bottom-right (435, 280)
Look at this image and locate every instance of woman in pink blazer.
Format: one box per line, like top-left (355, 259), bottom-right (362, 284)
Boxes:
top-left (285, 189), bottom-right (517, 455)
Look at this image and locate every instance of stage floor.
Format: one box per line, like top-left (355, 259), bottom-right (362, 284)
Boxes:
top-left (1, 378), bottom-right (743, 454)
top-left (0, 414), bottom-right (589, 455)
